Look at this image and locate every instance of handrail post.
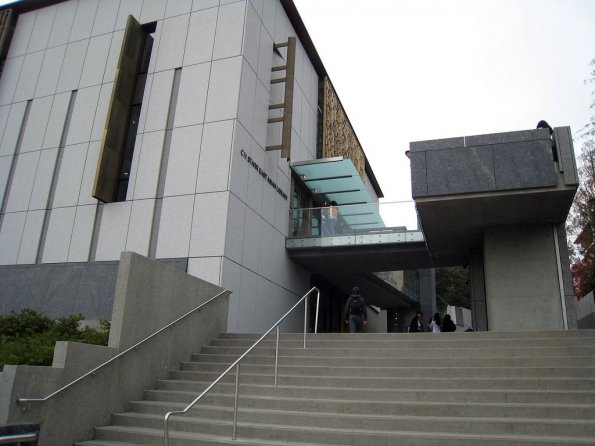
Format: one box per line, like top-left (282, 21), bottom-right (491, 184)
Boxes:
top-left (274, 325), bottom-right (280, 387)
top-left (314, 288), bottom-right (320, 334)
top-left (303, 292), bottom-right (308, 349)
top-left (232, 363), bottom-right (241, 440)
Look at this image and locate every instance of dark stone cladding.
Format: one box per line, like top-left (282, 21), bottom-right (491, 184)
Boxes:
top-left (409, 128), bottom-right (563, 198)
top-left (0, 258), bottom-right (188, 320)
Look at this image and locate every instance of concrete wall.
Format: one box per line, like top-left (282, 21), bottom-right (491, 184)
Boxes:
top-left (577, 291), bottom-right (595, 329)
top-left (363, 306), bottom-right (387, 333)
top-left (0, 252), bottom-right (229, 445)
top-left (484, 224), bottom-right (565, 331)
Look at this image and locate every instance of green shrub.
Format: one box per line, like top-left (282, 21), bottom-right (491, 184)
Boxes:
top-left (0, 309), bottom-right (110, 370)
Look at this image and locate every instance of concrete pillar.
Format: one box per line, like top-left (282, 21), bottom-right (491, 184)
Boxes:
top-left (469, 249), bottom-right (488, 331)
top-left (419, 268), bottom-right (436, 326)
top-left (483, 224), bottom-right (567, 331)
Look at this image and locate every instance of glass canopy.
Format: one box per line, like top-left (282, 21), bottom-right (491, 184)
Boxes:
top-left (290, 157), bottom-right (372, 206)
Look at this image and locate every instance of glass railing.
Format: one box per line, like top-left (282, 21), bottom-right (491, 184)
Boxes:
top-left (374, 270), bottom-right (420, 302)
top-left (287, 201), bottom-right (420, 238)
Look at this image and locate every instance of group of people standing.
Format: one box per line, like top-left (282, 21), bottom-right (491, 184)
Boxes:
top-left (409, 311), bottom-right (456, 333)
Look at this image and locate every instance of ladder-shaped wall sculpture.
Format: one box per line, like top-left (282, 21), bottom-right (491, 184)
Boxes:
top-left (267, 37), bottom-right (296, 160)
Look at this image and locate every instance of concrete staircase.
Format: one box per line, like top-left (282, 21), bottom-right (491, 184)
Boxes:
top-left (76, 330), bottom-right (595, 446)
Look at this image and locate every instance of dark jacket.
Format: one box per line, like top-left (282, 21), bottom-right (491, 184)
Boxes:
top-left (409, 316), bottom-right (425, 332)
top-left (442, 317), bottom-right (457, 332)
top-left (344, 294), bottom-right (367, 321)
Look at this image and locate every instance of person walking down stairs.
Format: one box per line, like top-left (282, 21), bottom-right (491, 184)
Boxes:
top-left (344, 287), bottom-right (368, 333)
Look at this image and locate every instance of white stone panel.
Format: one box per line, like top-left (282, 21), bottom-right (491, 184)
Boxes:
top-left (190, 191), bottom-right (229, 257)
top-left (237, 60), bottom-right (256, 137)
top-left (56, 40), bottom-right (88, 93)
top-left (229, 122), bottom-right (250, 202)
top-left (5, 151), bottom-right (40, 213)
top-left (220, 0), bottom-right (241, 5)
top-left (68, 204), bottom-right (97, 262)
top-left (66, 86), bottom-right (100, 145)
top-left (221, 256), bottom-right (241, 330)
top-left (187, 256), bottom-right (222, 285)
top-left (125, 134), bottom-right (142, 201)
top-left (115, 0), bottom-right (143, 31)
top-left (20, 96), bottom-right (53, 153)
top-left (184, 8), bottom-right (217, 66)
top-left (222, 192), bottom-right (244, 262)
top-left (91, 0), bottom-right (119, 37)
top-left (42, 206), bottom-right (76, 263)
top-left (0, 212), bottom-right (26, 265)
top-left (0, 155), bottom-right (13, 207)
top-left (35, 45), bottom-right (67, 98)
top-left (164, 124), bottom-right (203, 196)
top-left (242, 207), bottom-right (260, 272)
top-left (147, 20), bottom-right (162, 74)
top-left (143, 70), bottom-right (174, 132)
top-left (274, 170), bottom-right (289, 233)
top-left (261, 163), bottom-right (275, 224)
top-left (205, 56), bottom-right (242, 122)
top-left (43, 92), bottom-right (71, 149)
top-left (173, 62), bottom-right (210, 127)
top-left (192, 0), bottom-right (219, 11)
top-left (125, 198), bottom-right (155, 256)
top-left (257, 219), bottom-right (274, 278)
top-left (0, 56), bottom-right (24, 106)
top-left (79, 34), bottom-right (111, 88)
top-left (17, 210), bottom-right (45, 264)
top-left (91, 82), bottom-right (113, 142)
top-left (48, 1), bottom-right (77, 47)
top-left (155, 194), bottom-right (194, 258)
top-left (103, 30), bottom-right (124, 83)
top-left (53, 143), bottom-right (88, 208)
top-left (292, 86), bottom-right (302, 136)
top-left (236, 267), bottom-right (257, 331)
top-left (243, 2), bottom-right (260, 72)
top-left (130, 131), bottom-right (164, 199)
top-left (165, 0), bottom-right (193, 18)
top-left (0, 105), bottom-right (10, 144)
top-left (29, 148), bottom-right (58, 210)
top-left (7, 12), bottom-right (36, 58)
top-left (246, 142), bottom-right (263, 213)
top-left (27, 6), bottom-right (57, 53)
top-left (0, 102), bottom-right (27, 157)
top-left (249, 0), bottom-right (263, 18)
top-left (256, 24), bottom-right (273, 90)
top-left (261, 0), bottom-right (276, 38)
top-left (94, 201), bottom-right (132, 261)
top-left (273, 3), bottom-right (289, 43)
top-left (252, 80), bottom-right (268, 150)
top-left (69, 0), bottom-right (99, 42)
top-left (155, 14), bottom-right (189, 72)
top-left (140, 0), bottom-right (167, 23)
top-left (213, 1), bottom-right (245, 60)
top-left (13, 51), bottom-right (44, 103)
top-left (196, 120), bottom-right (233, 193)
top-left (78, 140), bottom-right (101, 206)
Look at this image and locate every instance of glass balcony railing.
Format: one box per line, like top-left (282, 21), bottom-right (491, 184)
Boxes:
top-left (287, 201), bottom-right (420, 239)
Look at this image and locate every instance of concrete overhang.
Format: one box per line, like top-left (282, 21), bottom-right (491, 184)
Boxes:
top-left (410, 126), bottom-right (578, 265)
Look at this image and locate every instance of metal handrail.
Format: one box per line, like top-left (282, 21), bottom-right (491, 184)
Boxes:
top-left (17, 289), bottom-right (230, 405)
top-left (0, 433), bottom-right (38, 444)
top-left (163, 286), bottom-right (320, 445)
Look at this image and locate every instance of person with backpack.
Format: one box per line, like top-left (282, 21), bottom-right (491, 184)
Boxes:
top-left (344, 286), bottom-right (368, 333)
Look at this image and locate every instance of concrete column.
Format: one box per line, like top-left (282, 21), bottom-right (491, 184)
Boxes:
top-left (469, 249), bottom-right (488, 331)
top-left (483, 224), bottom-right (566, 331)
top-left (419, 268), bottom-right (436, 326)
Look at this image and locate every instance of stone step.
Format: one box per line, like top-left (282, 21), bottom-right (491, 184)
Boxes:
top-left (128, 394), bottom-right (595, 420)
top-left (156, 379), bottom-right (595, 404)
top-left (208, 337), bottom-right (595, 349)
top-left (218, 330), bottom-right (595, 340)
top-left (111, 410), bottom-right (595, 438)
top-left (179, 361), bottom-right (595, 378)
top-left (192, 352), bottom-right (595, 367)
top-left (199, 345), bottom-right (595, 358)
top-left (89, 422), bottom-right (595, 446)
top-left (166, 369), bottom-right (595, 391)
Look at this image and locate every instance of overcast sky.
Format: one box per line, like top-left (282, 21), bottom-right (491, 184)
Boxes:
top-left (1, 0), bottom-right (593, 206)
top-left (292, 0), bottom-right (595, 204)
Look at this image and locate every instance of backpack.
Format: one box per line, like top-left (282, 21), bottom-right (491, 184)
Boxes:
top-left (349, 296), bottom-right (364, 316)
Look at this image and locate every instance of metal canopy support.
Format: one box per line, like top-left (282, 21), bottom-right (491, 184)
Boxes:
top-left (266, 37), bottom-right (296, 159)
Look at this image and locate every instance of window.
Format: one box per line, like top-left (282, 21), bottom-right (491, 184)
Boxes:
top-left (92, 16), bottom-right (155, 203)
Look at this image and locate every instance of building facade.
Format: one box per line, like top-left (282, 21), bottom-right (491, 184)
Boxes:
top-left (0, 0), bottom-right (386, 332)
